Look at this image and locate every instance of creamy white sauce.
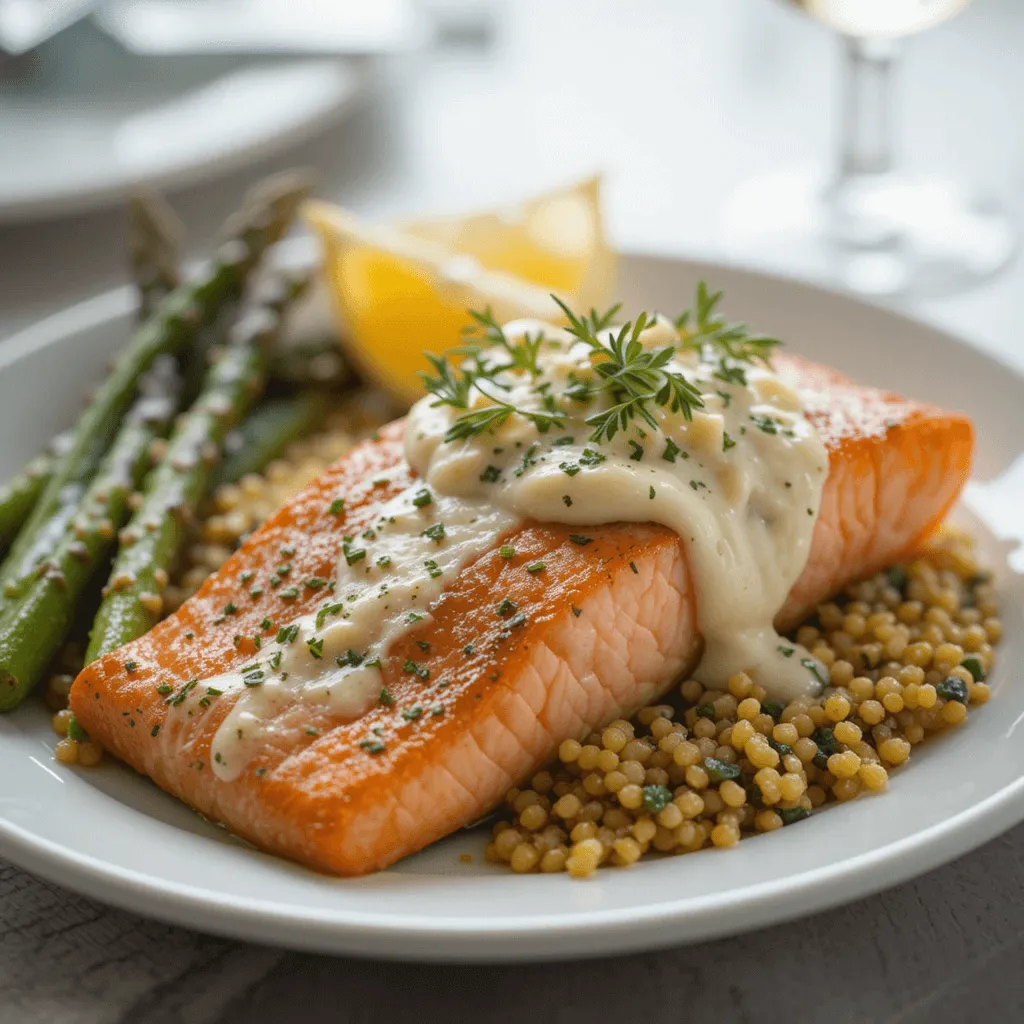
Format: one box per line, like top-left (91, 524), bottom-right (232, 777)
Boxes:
top-left (178, 313), bottom-right (828, 780)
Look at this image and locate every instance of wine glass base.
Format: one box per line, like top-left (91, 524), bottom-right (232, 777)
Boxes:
top-left (721, 169), bottom-right (1018, 298)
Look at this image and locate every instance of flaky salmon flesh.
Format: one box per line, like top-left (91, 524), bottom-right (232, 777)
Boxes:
top-left (70, 354), bottom-right (973, 875)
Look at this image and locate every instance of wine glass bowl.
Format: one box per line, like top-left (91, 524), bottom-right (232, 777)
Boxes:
top-left (723, 0), bottom-right (1016, 297)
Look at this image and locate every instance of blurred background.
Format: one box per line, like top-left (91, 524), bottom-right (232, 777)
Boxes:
top-left (1, 0), bottom-right (1021, 359)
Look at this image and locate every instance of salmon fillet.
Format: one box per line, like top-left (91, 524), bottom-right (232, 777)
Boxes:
top-left (70, 355), bottom-right (973, 875)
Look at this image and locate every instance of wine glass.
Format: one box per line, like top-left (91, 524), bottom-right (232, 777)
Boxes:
top-left (722, 0), bottom-right (1016, 297)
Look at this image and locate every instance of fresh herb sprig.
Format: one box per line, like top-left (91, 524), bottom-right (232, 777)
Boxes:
top-left (553, 299), bottom-right (704, 443)
top-left (676, 282), bottom-right (781, 383)
top-left (419, 284), bottom-right (781, 447)
top-left (444, 391), bottom-right (565, 442)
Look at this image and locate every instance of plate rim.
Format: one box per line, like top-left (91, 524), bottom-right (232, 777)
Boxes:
top-left (1, 251), bottom-right (1022, 961)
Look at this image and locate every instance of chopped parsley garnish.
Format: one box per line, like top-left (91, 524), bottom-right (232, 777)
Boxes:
top-left (156, 683), bottom-right (172, 695)
top-left (260, 617), bottom-right (273, 631)
top-left (479, 465), bottom-right (502, 483)
top-left (66, 716), bottom-right (88, 742)
top-left (499, 544), bottom-right (516, 559)
top-left (961, 654), bottom-right (985, 682)
top-left (376, 555), bottom-right (392, 568)
top-left (628, 440), bottom-right (644, 461)
top-left (780, 807), bottom-right (811, 826)
top-left (402, 705), bottom-right (424, 721)
top-left (777, 645), bottom-right (795, 658)
top-left (661, 438), bottom-right (683, 463)
top-left (553, 436), bottom-right (575, 446)
top-left (403, 660), bottom-right (430, 680)
top-left (937, 677), bottom-right (969, 704)
top-left (642, 784), bottom-right (673, 813)
top-left (571, 605), bottom-right (582, 617)
top-left (329, 498), bottom-right (345, 515)
top-left (336, 649), bottom-right (364, 668)
top-left (342, 542), bottom-right (366, 565)
top-left (304, 577), bottom-right (328, 590)
top-left (150, 724), bottom-right (160, 737)
top-left (578, 447), bottom-right (606, 468)
top-left (316, 603), bottom-right (343, 629)
top-left (422, 523), bottom-right (445, 542)
top-left (801, 657), bottom-right (829, 686)
top-left (279, 586), bottom-right (299, 600)
top-left (559, 462), bottom-right (581, 477)
top-left (750, 414), bottom-right (779, 435)
top-left (526, 560), bottom-right (546, 573)
top-left (239, 570), bottom-right (254, 584)
top-left (268, 652), bottom-right (282, 670)
top-left (379, 687), bottom-right (394, 706)
top-left (703, 757), bottom-right (741, 783)
top-left (412, 488), bottom-right (433, 508)
top-left (275, 563), bottom-right (291, 577)
top-left (722, 431), bottom-right (736, 451)
top-left (424, 559), bottom-right (443, 579)
top-left (280, 546), bottom-right (296, 557)
top-left (359, 739), bottom-right (386, 754)
top-left (496, 598), bottom-right (518, 618)
top-left (243, 670), bottom-right (265, 687)
top-left (629, 561), bottom-right (638, 574)
top-left (124, 660), bottom-right (137, 673)
top-left (276, 624), bottom-right (300, 644)
top-left (562, 495), bottom-right (573, 507)
top-left (306, 637), bottom-right (324, 660)
top-left (569, 534), bottom-right (593, 546)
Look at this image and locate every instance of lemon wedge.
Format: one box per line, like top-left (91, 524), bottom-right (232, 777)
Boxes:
top-left (403, 176), bottom-right (615, 310)
top-left (303, 177), bottom-right (615, 405)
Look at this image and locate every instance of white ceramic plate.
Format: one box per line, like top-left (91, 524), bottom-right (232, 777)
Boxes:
top-left (0, 253), bottom-right (1022, 962)
top-left (0, 22), bottom-right (364, 223)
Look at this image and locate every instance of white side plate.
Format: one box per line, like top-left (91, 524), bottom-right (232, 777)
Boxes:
top-left (0, 254), bottom-right (1021, 962)
top-left (0, 23), bottom-right (365, 222)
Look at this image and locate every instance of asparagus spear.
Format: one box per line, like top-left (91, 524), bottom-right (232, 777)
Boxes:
top-left (0, 358), bottom-right (182, 710)
top-left (213, 390), bottom-right (331, 488)
top-left (0, 433), bottom-right (72, 556)
top-left (85, 275), bottom-right (309, 664)
top-left (269, 338), bottom-right (350, 390)
top-left (128, 189), bottom-right (184, 320)
top-left (0, 172), bottom-right (311, 602)
top-left (0, 193), bottom-right (181, 562)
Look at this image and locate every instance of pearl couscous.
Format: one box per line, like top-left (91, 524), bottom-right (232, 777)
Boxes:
top-left (487, 527), bottom-right (999, 876)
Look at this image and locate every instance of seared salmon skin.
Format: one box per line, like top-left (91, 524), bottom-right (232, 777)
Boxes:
top-left (70, 355), bottom-right (973, 875)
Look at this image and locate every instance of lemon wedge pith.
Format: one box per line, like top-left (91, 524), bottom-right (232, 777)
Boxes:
top-left (304, 177), bottom-right (615, 405)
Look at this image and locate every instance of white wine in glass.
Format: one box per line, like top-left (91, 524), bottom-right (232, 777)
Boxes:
top-left (787, 0), bottom-right (972, 37)
top-left (724, 0), bottom-right (1015, 297)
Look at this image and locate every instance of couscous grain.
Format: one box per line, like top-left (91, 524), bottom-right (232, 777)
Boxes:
top-left (490, 527), bottom-right (1000, 876)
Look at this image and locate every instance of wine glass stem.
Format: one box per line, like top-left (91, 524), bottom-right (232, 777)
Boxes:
top-left (838, 36), bottom-right (898, 181)
top-left (827, 36), bottom-right (902, 249)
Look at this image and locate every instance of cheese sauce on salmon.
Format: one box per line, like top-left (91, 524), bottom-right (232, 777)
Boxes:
top-left (180, 314), bottom-right (828, 781)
